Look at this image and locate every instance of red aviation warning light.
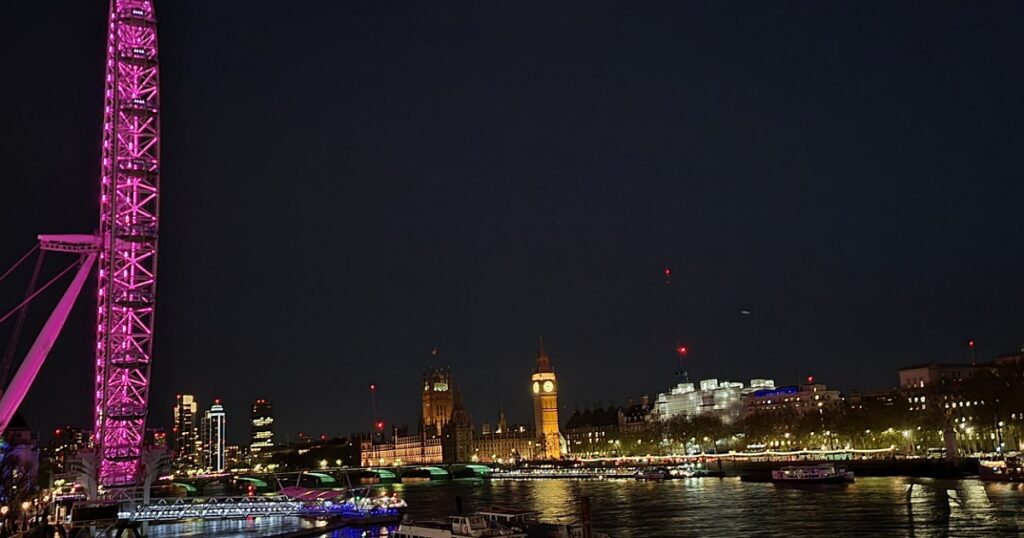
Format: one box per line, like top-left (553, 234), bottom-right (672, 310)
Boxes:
top-left (807, 375), bottom-right (815, 384)
top-left (674, 344), bottom-right (690, 383)
top-left (968, 340), bottom-right (975, 349)
top-left (370, 384), bottom-right (382, 432)
top-left (663, 267), bottom-right (672, 285)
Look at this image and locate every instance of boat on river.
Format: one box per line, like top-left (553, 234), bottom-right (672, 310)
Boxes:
top-left (979, 454), bottom-right (1024, 482)
top-left (636, 467), bottom-right (670, 480)
top-left (277, 485), bottom-right (407, 521)
top-left (393, 514), bottom-right (526, 537)
top-left (476, 507), bottom-right (611, 538)
top-left (770, 464), bottom-right (854, 484)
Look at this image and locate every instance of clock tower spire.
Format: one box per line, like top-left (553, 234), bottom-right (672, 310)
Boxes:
top-left (531, 335), bottom-right (562, 459)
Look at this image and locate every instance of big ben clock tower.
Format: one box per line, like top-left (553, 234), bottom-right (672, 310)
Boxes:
top-left (531, 336), bottom-right (562, 459)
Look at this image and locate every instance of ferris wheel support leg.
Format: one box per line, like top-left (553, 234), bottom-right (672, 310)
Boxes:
top-left (0, 251), bottom-right (98, 433)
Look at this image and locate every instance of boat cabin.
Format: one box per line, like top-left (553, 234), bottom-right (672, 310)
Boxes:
top-left (452, 515), bottom-right (492, 536)
top-left (394, 514), bottom-right (526, 538)
top-left (771, 463), bottom-right (854, 483)
top-left (476, 507), bottom-right (541, 527)
top-left (776, 464), bottom-right (840, 479)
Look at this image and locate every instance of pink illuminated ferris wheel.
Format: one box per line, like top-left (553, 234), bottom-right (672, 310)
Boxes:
top-left (0, 0), bottom-right (161, 493)
top-left (94, 0), bottom-right (162, 489)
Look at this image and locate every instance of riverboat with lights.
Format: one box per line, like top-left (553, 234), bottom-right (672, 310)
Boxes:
top-left (979, 455), bottom-right (1024, 482)
top-left (278, 485), bottom-right (407, 521)
top-left (770, 464), bottom-right (854, 484)
top-left (636, 467), bottom-right (670, 480)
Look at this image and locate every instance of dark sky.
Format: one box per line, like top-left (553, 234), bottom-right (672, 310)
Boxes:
top-left (2, 1), bottom-right (1023, 445)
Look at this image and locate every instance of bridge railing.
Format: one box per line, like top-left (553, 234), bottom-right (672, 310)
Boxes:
top-left (119, 496), bottom-right (304, 522)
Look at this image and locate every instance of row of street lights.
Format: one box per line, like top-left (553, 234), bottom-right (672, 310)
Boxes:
top-left (0, 492), bottom-right (55, 534)
top-left (0, 501), bottom-right (32, 533)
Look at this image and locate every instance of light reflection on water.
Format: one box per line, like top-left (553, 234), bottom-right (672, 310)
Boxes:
top-left (151, 477), bottom-right (1024, 538)
top-left (147, 515), bottom-right (306, 537)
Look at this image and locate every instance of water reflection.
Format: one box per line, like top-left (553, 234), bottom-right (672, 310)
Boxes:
top-left (152, 477), bottom-right (1022, 538)
top-left (147, 515), bottom-right (306, 537)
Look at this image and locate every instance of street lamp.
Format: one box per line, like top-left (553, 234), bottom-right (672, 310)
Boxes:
top-left (0, 505), bottom-right (7, 532)
top-left (20, 501), bottom-right (29, 531)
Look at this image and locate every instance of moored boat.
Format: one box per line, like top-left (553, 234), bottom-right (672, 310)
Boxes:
top-left (277, 485), bottom-right (407, 521)
top-left (476, 507), bottom-right (540, 529)
top-left (476, 507), bottom-right (611, 538)
top-left (394, 514), bottom-right (527, 538)
top-left (771, 464), bottom-right (854, 484)
top-left (635, 467), bottom-right (669, 480)
top-left (979, 454), bottom-right (1024, 482)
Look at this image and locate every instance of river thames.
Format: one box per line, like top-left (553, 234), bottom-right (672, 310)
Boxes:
top-left (150, 477), bottom-right (1024, 537)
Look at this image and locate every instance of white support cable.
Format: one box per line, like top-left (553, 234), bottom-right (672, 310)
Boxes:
top-left (0, 244), bottom-right (40, 286)
top-left (0, 251), bottom-right (99, 433)
top-left (0, 258), bottom-right (81, 328)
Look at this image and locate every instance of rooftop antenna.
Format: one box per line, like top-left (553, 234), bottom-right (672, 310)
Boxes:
top-left (369, 384), bottom-right (383, 437)
top-left (663, 265), bottom-right (690, 381)
top-left (675, 344), bottom-right (689, 382)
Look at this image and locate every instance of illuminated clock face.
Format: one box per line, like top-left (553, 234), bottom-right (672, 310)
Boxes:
top-left (532, 381), bottom-right (540, 394)
top-left (543, 380), bottom-right (555, 393)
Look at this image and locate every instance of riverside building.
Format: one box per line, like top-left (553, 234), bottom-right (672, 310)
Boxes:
top-left (441, 394), bottom-right (538, 463)
top-left (471, 408), bottom-right (537, 463)
top-left (742, 378), bottom-right (842, 416)
top-left (422, 365), bottom-right (454, 437)
top-left (361, 432), bottom-right (443, 466)
top-left (656, 378), bottom-right (775, 423)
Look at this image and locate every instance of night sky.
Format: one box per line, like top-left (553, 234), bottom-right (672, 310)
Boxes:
top-left (2, 1), bottom-right (1023, 445)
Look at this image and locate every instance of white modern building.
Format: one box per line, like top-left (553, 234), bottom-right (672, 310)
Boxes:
top-left (201, 400), bottom-right (226, 472)
top-left (656, 378), bottom-right (775, 424)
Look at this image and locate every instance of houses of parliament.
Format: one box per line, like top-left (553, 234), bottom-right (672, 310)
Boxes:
top-left (360, 338), bottom-right (566, 466)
